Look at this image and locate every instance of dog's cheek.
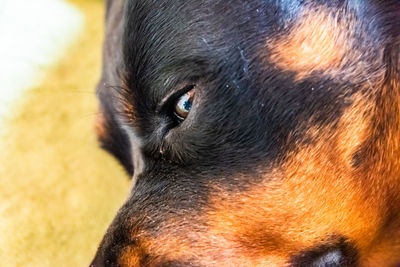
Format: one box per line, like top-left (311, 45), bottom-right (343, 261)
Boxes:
top-left (95, 108), bottom-right (134, 176)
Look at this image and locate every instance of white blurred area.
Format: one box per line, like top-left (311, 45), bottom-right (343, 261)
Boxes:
top-left (0, 0), bottom-right (83, 127)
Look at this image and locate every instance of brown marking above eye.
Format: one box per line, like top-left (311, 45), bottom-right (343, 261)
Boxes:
top-left (268, 6), bottom-right (356, 80)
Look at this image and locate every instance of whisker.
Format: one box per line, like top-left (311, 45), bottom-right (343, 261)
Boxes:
top-left (78, 112), bottom-right (102, 119)
top-left (24, 88), bottom-right (96, 94)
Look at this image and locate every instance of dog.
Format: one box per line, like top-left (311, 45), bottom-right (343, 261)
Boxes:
top-left (91, 0), bottom-right (400, 266)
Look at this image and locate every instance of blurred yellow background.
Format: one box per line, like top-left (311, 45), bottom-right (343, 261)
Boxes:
top-left (0, 0), bottom-right (130, 266)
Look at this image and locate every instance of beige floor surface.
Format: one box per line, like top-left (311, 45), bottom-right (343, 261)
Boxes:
top-left (0, 1), bottom-right (130, 265)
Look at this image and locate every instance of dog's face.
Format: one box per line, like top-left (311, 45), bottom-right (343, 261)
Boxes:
top-left (92, 1), bottom-right (400, 266)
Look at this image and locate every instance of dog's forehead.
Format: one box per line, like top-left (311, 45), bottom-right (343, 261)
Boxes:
top-left (124, 0), bottom-right (392, 82)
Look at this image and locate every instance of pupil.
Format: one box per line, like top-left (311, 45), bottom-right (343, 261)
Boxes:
top-left (183, 100), bottom-right (192, 111)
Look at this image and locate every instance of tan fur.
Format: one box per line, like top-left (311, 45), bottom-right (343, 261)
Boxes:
top-left (336, 94), bottom-right (373, 168)
top-left (270, 7), bottom-right (347, 79)
top-left (267, 6), bottom-right (384, 82)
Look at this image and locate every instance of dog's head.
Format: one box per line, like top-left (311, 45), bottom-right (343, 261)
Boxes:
top-left (92, 1), bottom-right (400, 266)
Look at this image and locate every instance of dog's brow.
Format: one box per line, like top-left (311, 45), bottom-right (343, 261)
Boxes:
top-left (268, 6), bottom-right (355, 80)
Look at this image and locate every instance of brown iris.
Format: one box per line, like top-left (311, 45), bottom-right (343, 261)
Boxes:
top-left (174, 88), bottom-right (195, 121)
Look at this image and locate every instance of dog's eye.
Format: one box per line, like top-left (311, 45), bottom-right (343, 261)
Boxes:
top-left (174, 88), bottom-right (195, 122)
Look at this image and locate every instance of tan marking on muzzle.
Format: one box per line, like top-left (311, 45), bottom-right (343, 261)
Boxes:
top-left (205, 93), bottom-right (400, 265)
